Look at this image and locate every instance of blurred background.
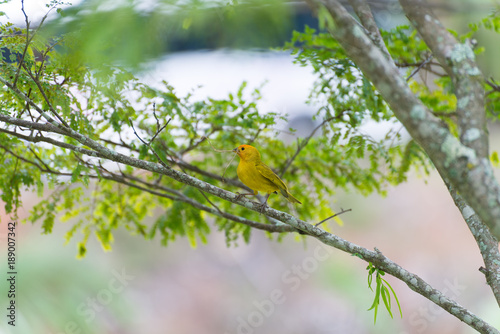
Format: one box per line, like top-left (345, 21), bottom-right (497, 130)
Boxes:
top-left (1, 0), bottom-right (500, 333)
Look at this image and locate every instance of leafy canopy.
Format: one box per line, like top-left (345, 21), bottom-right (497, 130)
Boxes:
top-left (1, 0), bottom-right (499, 259)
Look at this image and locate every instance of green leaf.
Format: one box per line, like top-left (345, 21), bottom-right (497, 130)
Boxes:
top-left (77, 242), bottom-right (87, 259)
top-left (96, 228), bottom-right (113, 251)
top-left (93, 165), bottom-right (103, 180)
top-left (382, 278), bottom-right (403, 319)
top-left (317, 4), bottom-right (335, 31)
top-left (491, 151), bottom-right (499, 168)
top-left (42, 212), bottom-right (55, 234)
top-left (71, 163), bottom-right (84, 183)
top-left (381, 285), bottom-right (393, 318)
top-left (186, 221), bottom-right (198, 249)
top-left (366, 264), bottom-right (402, 324)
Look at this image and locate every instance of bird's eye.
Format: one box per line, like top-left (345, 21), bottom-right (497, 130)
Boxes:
top-left (241, 147), bottom-right (245, 151)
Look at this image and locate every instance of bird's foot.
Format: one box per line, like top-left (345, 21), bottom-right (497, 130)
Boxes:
top-left (256, 201), bottom-right (268, 214)
top-left (235, 192), bottom-right (254, 202)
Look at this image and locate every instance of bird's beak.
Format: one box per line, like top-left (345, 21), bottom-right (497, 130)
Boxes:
top-left (232, 148), bottom-right (239, 155)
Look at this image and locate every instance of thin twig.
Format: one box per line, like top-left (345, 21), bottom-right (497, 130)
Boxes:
top-left (13, 0), bottom-right (31, 87)
top-left (28, 146), bottom-right (53, 172)
top-left (248, 125), bottom-right (264, 144)
top-left (23, 63), bottom-right (71, 128)
top-left (396, 60), bottom-right (441, 68)
top-left (221, 153), bottom-right (237, 182)
top-left (315, 208), bottom-right (352, 227)
top-left (201, 136), bottom-right (233, 153)
top-left (406, 54), bottom-right (434, 82)
top-left (180, 128), bottom-right (220, 155)
top-left (130, 116), bottom-right (226, 214)
top-left (100, 137), bottom-right (136, 150)
top-left (485, 77), bottom-right (500, 94)
top-left (128, 117), bottom-right (170, 168)
top-left (35, 40), bottom-right (60, 80)
top-left (0, 76), bottom-right (72, 136)
top-left (150, 107), bottom-right (170, 143)
top-left (200, 135), bottom-right (237, 182)
top-left (13, 0), bottom-right (70, 128)
top-left (279, 113), bottom-right (342, 177)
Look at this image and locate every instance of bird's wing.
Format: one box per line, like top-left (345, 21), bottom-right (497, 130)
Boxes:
top-left (255, 163), bottom-right (287, 190)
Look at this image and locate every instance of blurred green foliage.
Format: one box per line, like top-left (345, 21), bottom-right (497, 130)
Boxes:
top-left (42, 0), bottom-right (293, 68)
top-left (467, 7), bottom-right (500, 120)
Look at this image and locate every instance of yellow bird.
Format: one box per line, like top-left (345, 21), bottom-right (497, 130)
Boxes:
top-left (233, 144), bottom-right (301, 210)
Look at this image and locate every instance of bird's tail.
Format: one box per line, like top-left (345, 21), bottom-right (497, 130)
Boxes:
top-left (279, 188), bottom-right (302, 204)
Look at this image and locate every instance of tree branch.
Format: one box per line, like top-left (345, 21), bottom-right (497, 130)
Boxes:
top-left (0, 76), bottom-right (72, 134)
top-left (4, 74), bottom-right (250, 192)
top-left (0, 127), bottom-right (106, 159)
top-left (97, 136), bottom-right (248, 190)
top-left (1, 111), bottom-right (497, 332)
top-left (279, 114), bottom-right (341, 177)
top-left (447, 183), bottom-right (500, 307)
top-left (399, 0), bottom-right (487, 159)
top-left (0, 140), bottom-right (294, 235)
top-left (0, 113), bottom-right (248, 194)
top-left (13, 0), bottom-right (70, 129)
top-left (98, 171), bottom-right (294, 233)
top-left (348, 0), bottom-right (393, 62)
top-left (12, 0), bottom-right (31, 87)
top-left (0, 144), bottom-right (55, 175)
top-left (406, 54), bottom-right (433, 81)
top-left (306, 0), bottom-right (500, 242)
top-left (23, 63), bottom-right (71, 128)
top-left (485, 78), bottom-right (500, 94)
top-left (302, 1), bottom-right (500, 331)
top-left (315, 207), bottom-right (352, 227)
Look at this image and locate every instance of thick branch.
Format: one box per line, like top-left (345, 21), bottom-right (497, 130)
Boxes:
top-left (447, 184), bottom-right (500, 307)
top-left (348, 0), bottom-right (392, 62)
top-left (306, 0), bottom-right (500, 242)
top-left (0, 127), bottom-right (106, 159)
top-left (399, 0), bottom-right (487, 158)
top-left (302, 2), bottom-right (500, 331)
top-left (275, 217), bottom-right (497, 334)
